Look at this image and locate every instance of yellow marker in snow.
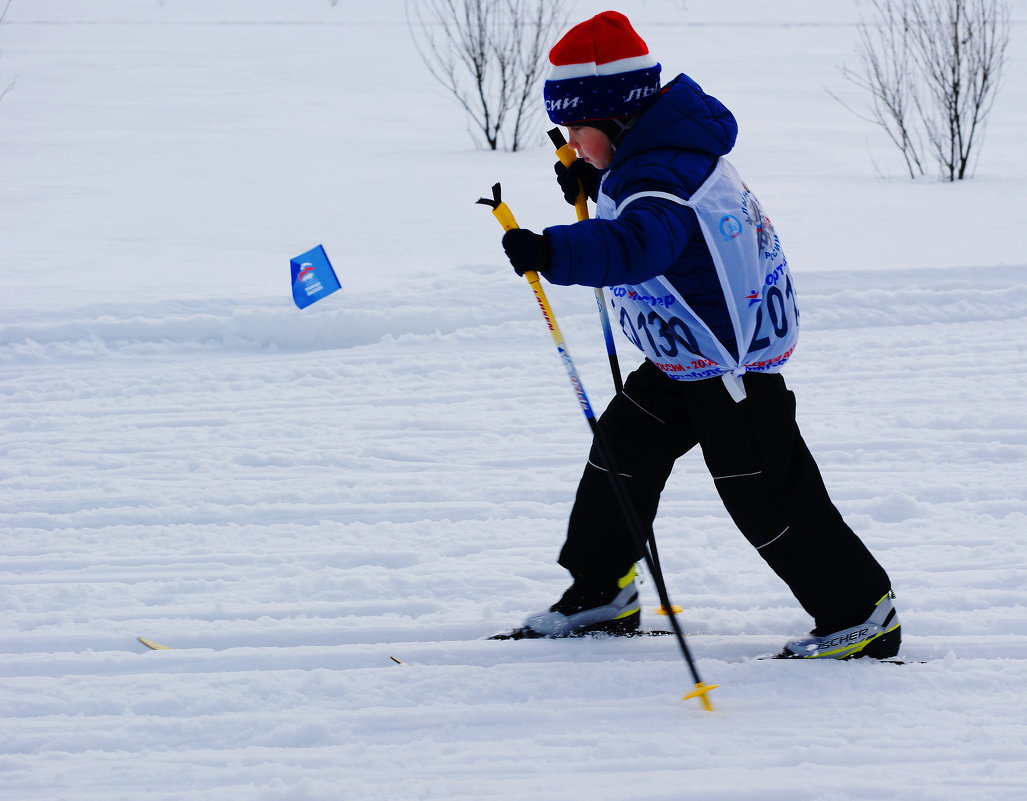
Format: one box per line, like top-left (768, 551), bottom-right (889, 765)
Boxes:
top-left (137, 636), bottom-right (171, 650)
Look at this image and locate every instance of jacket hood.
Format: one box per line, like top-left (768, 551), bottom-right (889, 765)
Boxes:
top-left (614, 73), bottom-right (737, 164)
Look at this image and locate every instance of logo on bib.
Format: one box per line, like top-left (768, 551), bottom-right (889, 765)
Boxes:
top-left (610, 287), bottom-right (675, 308)
top-left (719, 214), bottom-right (742, 240)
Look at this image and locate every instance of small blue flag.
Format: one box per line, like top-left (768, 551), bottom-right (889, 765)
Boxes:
top-left (290, 244), bottom-right (341, 309)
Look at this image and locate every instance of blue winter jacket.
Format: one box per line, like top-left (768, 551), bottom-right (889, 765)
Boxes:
top-left (544, 74), bottom-right (740, 357)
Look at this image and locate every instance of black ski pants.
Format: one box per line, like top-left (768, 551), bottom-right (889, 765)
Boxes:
top-left (559, 359), bottom-right (892, 633)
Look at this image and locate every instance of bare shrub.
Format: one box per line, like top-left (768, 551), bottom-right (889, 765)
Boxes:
top-left (835, 0), bottom-right (1011, 181)
top-left (406, 0), bottom-right (567, 151)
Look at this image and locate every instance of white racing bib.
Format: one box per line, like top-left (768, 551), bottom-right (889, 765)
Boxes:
top-left (596, 158), bottom-right (799, 401)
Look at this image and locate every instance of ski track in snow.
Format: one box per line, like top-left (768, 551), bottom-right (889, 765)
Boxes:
top-left (3, 261), bottom-right (1027, 800)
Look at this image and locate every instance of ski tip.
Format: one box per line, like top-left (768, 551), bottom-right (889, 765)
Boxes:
top-left (488, 627), bottom-right (673, 640)
top-left (488, 628), bottom-right (543, 640)
top-left (137, 636), bottom-right (171, 650)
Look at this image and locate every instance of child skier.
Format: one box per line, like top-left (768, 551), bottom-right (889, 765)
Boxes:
top-left (498, 11), bottom-right (900, 659)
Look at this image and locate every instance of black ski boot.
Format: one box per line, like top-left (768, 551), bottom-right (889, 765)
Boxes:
top-left (492, 567), bottom-right (641, 639)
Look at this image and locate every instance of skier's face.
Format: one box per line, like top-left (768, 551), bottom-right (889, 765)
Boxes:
top-left (567, 125), bottom-right (613, 169)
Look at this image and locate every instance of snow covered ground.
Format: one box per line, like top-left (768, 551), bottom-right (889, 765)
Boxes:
top-left (1, 1), bottom-right (1026, 799)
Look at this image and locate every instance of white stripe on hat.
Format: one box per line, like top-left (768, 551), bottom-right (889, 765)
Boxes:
top-left (548, 54), bottom-right (657, 81)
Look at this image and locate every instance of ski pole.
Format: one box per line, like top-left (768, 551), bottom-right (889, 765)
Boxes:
top-left (548, 128), bottom-right (677, 613)
top-left (478, 183), bottom-right (717, 711)
top-left (477, 183), bottom-right (598, 424)
top-left (548, 128), bottom-right (623, 396)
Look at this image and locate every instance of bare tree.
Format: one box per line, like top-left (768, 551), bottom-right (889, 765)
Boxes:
top-left (906, 0), bottom-right (1010, 180)
top-left (406, 0), bottom-right (567, 151)
top-left (832, 1), bottom-right (925, 178)
top-left (835, 0), bottom-right (1010, 181)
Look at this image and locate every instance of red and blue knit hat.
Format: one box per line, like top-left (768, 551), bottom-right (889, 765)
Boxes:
top-left (544, 11), bottom-right (662, 126)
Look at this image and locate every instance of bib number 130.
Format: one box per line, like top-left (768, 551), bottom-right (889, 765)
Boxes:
top-left (618, 306), bottom-right (702, 359)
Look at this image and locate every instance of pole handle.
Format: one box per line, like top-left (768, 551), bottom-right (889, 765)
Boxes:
top-left (548, 128), bottom-right (589, 222)
top-left (490, 202), bottom-right (519, 233)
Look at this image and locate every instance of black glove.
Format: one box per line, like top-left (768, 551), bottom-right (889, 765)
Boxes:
top-left (554, 159), bottom-right (601, 205)
top-left (502, 228), bottom-right (551, 276)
